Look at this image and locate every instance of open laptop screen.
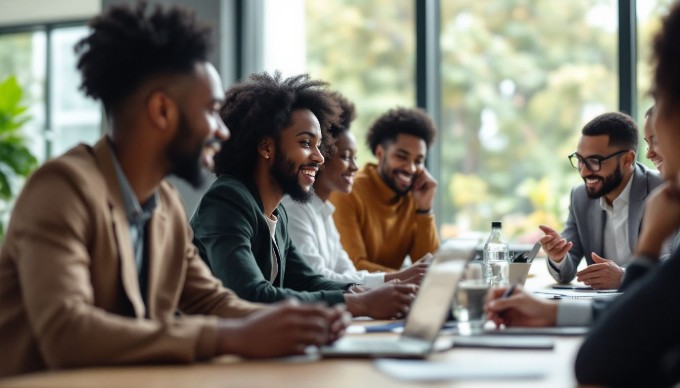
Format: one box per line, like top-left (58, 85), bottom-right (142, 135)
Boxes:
top-left (403, 241), bottom-right (479, 343)
top-left (401, 256), bottom-right (466, 343)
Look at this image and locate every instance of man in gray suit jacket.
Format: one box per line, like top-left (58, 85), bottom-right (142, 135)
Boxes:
top-left (539, 112), bottom-right (664, 289)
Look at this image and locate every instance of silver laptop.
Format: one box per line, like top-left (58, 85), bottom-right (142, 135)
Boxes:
top-left (320, 244), bottom-right (474, 359)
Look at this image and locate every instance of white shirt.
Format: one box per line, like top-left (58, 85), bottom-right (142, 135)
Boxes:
top-left (282, 193), bottom-right (385, 287)
top-left (599, 174), bottom-right (633, 266)
top-left (264, 214), bottom-right (279, 282)
top-left (556, 299), bottom-right (593, 326)
top-left (550, 173), bottom-right (634, 270)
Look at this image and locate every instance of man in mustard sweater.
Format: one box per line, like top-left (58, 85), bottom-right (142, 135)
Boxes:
top-left (330, 108), bottom-right (440, 272)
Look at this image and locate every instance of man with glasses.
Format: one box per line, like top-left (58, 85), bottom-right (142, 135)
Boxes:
top-left (539, 112), bottom-right (663, 289)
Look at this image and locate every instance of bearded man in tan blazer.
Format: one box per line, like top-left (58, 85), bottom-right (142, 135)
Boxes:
top-left (0, 3), bottom-right (347, 378)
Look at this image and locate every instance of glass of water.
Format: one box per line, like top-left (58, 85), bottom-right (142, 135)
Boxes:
top-left (453, 262), bottom-right (490, 335)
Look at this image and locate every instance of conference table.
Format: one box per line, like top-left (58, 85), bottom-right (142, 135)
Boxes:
top-left (0, 258), bottom-right (590, 388)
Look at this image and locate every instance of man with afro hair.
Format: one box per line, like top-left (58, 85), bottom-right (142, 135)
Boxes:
top-left (330, 107), bottom-right (440, 272)
top-left (191, 73), bottom-right (418, 320)
top-left (0, 3), bottom-right (346, 378)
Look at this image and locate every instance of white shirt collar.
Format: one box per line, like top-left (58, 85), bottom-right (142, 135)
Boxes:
top-left (599, 171), bottom-right (634, 212)
top-left (310, 192), bottom-right (335, 218)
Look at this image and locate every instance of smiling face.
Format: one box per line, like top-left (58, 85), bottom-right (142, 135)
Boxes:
top-left (575, 134), bottom-right (632, 199)
top-left (653, 101), bottom-right (680, 181)
top-left (375, 134), bottom-right (427, 195)
top-left (270, 109), bottom-right (324, 203)
top-left (167, 62), bottom-right (229, 188)
top-left (314, 131), bottom-right (358, 200)
top-left (644, 114), bottom-right (664, 176)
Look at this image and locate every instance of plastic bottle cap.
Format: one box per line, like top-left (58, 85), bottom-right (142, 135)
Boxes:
top-left (491, 221), bottom-right (502, 228)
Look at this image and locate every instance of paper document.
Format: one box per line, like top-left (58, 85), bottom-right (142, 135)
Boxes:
top-left (453, 335), bottom-right (554, 350)
top-left (532, 289), bottom-right (621, 299)
top-left (484, 326), bottom-right (589, 336)
top-left (374, 359), bottom-right (547, 382)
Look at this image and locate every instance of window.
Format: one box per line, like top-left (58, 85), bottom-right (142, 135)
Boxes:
top-left (48, 26), bottom-right (101, 156)
top-left (259, 0), bottom-right (416, 164)
top-left (0, 24), bottom-right (101, 163)
top-left (636, 0), bottom-right (674, 168)
top-left (439, 0), bottom-right (618, 241)
top-left (0, 30), bottom-right (46, 162)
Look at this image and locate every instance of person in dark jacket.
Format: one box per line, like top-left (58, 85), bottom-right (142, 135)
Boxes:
top-left (191, 73), bottom-right (417, 319)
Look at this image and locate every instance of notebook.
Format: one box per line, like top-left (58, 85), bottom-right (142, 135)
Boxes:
top-left (320, 244), bottom-right (474, 358)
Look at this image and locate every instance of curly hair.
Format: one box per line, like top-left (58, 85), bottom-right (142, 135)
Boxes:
top-left (325, 91), bottom-right (356, 158)
top-left (366, 107), bottom-right (436, 155)
top-left (214, 72), bottom-right (340, 179)
top-left (582, 112), bottom-right (638, 151)
top-left (75, 2), bottom-right (212, 114)
top-left (328, 91), bottom-right (356, 138)
top-left (652, 1), bottom-right (680, 114)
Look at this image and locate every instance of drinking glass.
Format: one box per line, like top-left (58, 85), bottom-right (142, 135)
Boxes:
top-left (453, 262), bottom-right (490, 335)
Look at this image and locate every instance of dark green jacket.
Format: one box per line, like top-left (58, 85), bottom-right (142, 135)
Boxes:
top-left (190, 175), bottom-right (349, 305)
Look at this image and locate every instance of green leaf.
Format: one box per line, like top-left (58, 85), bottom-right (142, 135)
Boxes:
top-left (0, 75), bottom-right (37, 235)
top-left (0, 76), bottom-right (30, 137)
top-left (0, 167), bottom-right (12, 201)
top-left (0, 77), bottom-right (22, 114)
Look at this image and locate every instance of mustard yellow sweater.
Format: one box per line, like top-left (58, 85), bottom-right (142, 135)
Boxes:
top-left (329, 163), bottom-right (440, 272)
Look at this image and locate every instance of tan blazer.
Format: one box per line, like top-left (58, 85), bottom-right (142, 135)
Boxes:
top-left (0, 138), bottom-right (261, 377)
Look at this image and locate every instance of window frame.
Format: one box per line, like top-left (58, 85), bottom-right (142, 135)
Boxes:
top-left (0, 19), bottom-right (98, 161)
top-left (236, 0), bottom-right (644, 234)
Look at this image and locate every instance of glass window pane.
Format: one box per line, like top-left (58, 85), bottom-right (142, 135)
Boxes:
top-left (637, 0), bottom-right (673, 171)
top-left (440, 0), bottom-right (618, 241)
top-left (49, 25), bottom-right (101, 157)
top-left (262, 0), bottom-right (416, 165)
top-left (305, 0), bottom-right (415, 165)
top-left (0, 30), bottom-right (46, 162)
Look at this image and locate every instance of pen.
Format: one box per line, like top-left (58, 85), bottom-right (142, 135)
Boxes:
top-left (501, 284), bottom-right (517, 299)
top-left (496, 284), bottom-right (518, 322)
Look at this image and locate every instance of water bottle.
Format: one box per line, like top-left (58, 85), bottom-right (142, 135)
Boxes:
top-left (483, 221), bottom-right (510, 287)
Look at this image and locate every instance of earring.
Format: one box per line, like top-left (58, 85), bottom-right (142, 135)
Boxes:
top-left (264, 153), bottom-right (269, 159)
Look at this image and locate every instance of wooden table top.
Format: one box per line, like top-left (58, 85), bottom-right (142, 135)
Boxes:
top-left (0, 258), bottom-right (587, 388)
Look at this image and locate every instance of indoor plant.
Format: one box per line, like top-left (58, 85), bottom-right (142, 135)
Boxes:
top-left (0, 75), bottom-right (38, 241)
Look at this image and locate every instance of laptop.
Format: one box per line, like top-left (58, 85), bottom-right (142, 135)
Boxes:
top-left (320, 243), bottom-right (475, 359)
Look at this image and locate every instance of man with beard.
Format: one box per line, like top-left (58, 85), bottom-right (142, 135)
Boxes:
top-left (539, 112), bottom-right (664, 289)
top-left (484, 108), bottom-right (673, 330)
top-left (490, 5), bottom-right (680, 382)
top-left (190, 73), bottom-right (417, 320)
top-left (283, 92), bottom-right (428, 287)
top-left (0, 4), bottom-right (348, 378)
top-left (329, 108), bottom-right (439, 272)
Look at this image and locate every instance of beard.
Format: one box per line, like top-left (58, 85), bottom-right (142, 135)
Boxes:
top-left (584, 163), bottom-right (624, 199)
top-left (167, 113), bottom-right (205, 189)
top-left (270, 145), bottom-right (316, 203)
top-left (378, 155), bottom-right (413, 196)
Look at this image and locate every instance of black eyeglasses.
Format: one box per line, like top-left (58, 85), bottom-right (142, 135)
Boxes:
top-left (568, 149), bottom-right (631, 172)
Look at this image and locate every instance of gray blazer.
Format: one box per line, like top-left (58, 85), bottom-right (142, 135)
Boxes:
top-left (548, 162), bottom-right (664, 283)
